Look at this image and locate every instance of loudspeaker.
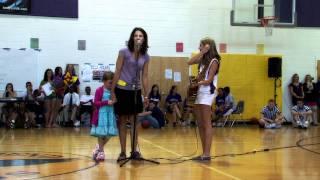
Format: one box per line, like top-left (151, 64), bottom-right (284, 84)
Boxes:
top-left (268, 57), bottom-right (282, 78)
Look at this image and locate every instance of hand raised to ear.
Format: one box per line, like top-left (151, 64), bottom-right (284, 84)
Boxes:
top-left (200, 44), bottom-right (210, 55)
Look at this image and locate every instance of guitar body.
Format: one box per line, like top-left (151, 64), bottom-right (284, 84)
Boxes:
top-left (187, 77), bottom-right (199, 105)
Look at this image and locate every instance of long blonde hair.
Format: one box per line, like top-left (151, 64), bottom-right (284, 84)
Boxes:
top-left (197, 37), bottom-right (221, 81)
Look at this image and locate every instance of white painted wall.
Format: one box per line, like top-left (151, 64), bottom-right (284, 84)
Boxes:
top-left (0, 0), bottom-right (317, 119)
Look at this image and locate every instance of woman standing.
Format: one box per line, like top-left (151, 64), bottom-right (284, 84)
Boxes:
top-left (187, 37), bottom-right (220, 161)
top-left (111, 27), bottom-right (150, 162)
top-left (63, 64), bottom-right (80, 94)
top-left (289, 74), bottom-right (304, 106)
top-left (40, 69), bottom-right (55, 128)
top-left (303, 74), bottom-right (318, 125)
top-left (52, 66), bottom-right (65, 127)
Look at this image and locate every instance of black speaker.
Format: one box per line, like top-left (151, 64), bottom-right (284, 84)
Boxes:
top-left (268, 57), bottom-right (282, 78)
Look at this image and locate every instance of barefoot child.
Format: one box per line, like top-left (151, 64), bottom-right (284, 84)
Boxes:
top-left (91, 71), bottom-right (118, 161)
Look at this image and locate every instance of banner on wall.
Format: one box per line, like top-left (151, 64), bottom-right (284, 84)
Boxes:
top-left (81, 63), bottom-right (114, 82)
top-left (0, 0), bottom-right (30, 14)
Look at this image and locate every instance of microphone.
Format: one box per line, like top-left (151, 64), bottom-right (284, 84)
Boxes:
top-left (135, 40), bottom-right (142, 50)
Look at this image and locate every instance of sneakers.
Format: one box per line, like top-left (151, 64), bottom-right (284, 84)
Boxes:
top-left (96, 151), bottom-right (105, 161)
top-left (92, 145), bottom-right (99, 160)
top-left (191, 155), bottom-right (211, 161)
top-left (74, 120), bottom-right (81, 127)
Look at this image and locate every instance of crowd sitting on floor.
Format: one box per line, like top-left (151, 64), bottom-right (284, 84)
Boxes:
top-left (0, 67), bottom-right (318, 130)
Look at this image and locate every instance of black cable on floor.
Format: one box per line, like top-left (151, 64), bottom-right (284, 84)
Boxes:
top-left (150, 134), bottom-right (320, 165)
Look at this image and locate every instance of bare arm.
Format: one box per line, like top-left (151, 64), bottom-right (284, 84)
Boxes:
top-left (111, 52), bottom-right (124, 101)
top-left (142, 60), bottom-right (149, 98)
top-left (198, 61), bottom-right (218, 86)
top-left (187, 45), bottom-right (210, 65)
top-left (188, 52), bottom-right (203, 65)
top-left (138, 111), bottom-right (152, 116)
top-left (261, 113), bottom-right (273, 123)
top-left (300, 86), bottom-right (305, 98)
top-left (291, 110), bottom-right (299, 116)
top-left (289, 86), bottom-right (298, 97)
top-left (303, 110), bottom-right (313, 115)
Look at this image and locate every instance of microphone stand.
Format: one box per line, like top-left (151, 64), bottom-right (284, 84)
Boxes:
top-left (120, 51), bottom-right (159, 167)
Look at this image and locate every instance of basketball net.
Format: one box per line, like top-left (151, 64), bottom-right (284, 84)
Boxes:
top-left (261, 16), bottom-right (276, 36)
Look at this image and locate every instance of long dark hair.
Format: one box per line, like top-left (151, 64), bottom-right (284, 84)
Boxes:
top-left (127, 27), bottom-right (149, 55)
top-left (43, 69), bottom-right (53, 82)
top-left (5, 83), bottom-right (14, 97)
top-left (54, 66), bottom-right (63, 77)
top-left (149, 84), bottom-right (160, 97)
top-left (169, 85), bottom-right (177, 95)
top-left (224, 86), bottom-right (230, 96)
top-left (198, 37), bottom-right (221, 81)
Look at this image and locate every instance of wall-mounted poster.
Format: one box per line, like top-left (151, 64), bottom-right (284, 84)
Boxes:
top-left (0, 0), bottom-right (30, 14)
top-left (81, 63), bottom-right (111, 82)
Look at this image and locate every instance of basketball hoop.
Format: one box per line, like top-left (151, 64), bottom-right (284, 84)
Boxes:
top-left (260, 16), bottom-right (276, 36)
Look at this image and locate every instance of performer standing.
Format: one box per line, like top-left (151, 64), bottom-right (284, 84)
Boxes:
top-left (188, 37), bottom-right (220, 161)
top-left (111, 27), bottom-right (150, 162)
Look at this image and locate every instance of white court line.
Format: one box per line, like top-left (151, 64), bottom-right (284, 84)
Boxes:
top-left (140, 138), bottom-right (241, 180)
top-left (0, 131), bottom-right (8, 144)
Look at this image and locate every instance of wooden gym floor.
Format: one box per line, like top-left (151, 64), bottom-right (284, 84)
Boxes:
top-left (0, 125), bottom-right (319, 180)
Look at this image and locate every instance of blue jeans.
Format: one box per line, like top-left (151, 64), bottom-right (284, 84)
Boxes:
top-left (138, 115), bottom-right (160, 128)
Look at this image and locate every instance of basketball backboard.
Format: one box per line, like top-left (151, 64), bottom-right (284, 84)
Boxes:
top-left (231, 0), bottom-right (296, 27)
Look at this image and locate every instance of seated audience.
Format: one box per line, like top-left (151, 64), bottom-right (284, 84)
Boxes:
top-left (213, 87), bottom-right (234, 127)
top-left (259, 99), bottom-right (284, 129)
top-left (165, 85), bottom-right (182, 127)
top-left (23, 82), bottom-right (37, 128)
top-left (303, 74), bottom-right (318, 126)
top-left (80, 86), bottom-right (94, 126)
top-left (138, 102), bottom-right (161, 129)
top-left (2, 83), bottom-right (18, 128)
top-left (148, 84), bottom-right (161, 106)
top-left (291, 99), bottom-right (313, 129)
top-left (62, 85), bottom-right (80, 127)
top-left (32, 89), bottom-right (45, 127)
top-left (214, 88), bottom-right (226, 117)
top-left (223, 86), bottom-right (235, 112)
top-left (181, 97), bottom-right (194, 126)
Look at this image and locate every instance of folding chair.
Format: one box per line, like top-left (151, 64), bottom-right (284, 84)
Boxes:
top-left (230, 101), bottom-right (245, 127)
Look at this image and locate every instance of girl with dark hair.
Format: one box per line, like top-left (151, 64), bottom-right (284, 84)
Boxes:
top-left (165, 85), bottom-right (182, 127)
top-left (289, 74), bottom-right (304, 106)
top-left (148, 84), bottom-right (161, 106)
top-left (111, 27), bottom-right (150, 162)
top-left (63, 64), bottom-right (80, 93)
top-left (52, 66), bottom-right (65, 127)
top-left (188, 37), bottom-right (220, 161)
top-left (2, 83), bottom-right (17, 128)
top-left (40, 68), bottom-right (55, 128)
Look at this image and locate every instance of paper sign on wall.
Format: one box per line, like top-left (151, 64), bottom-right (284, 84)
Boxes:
top-left (109, 64), bottom-right (116, 72)
top-left (165, 69), bottom-right (173, 79)
top-left (256, 44), bottom-right (265, 54)
top-left (219, 43), bottom-right (227, 53)
top-left (174, 72), bottom-right (181, 82)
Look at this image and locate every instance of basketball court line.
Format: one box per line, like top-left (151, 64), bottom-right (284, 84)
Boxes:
top-left (140, 137), bottom-right (241, 180)
top-left (0, 131), bottom-right (8, 144)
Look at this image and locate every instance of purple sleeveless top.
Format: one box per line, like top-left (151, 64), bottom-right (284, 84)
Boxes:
top-left (117, 48), bottom-right (150, 90)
